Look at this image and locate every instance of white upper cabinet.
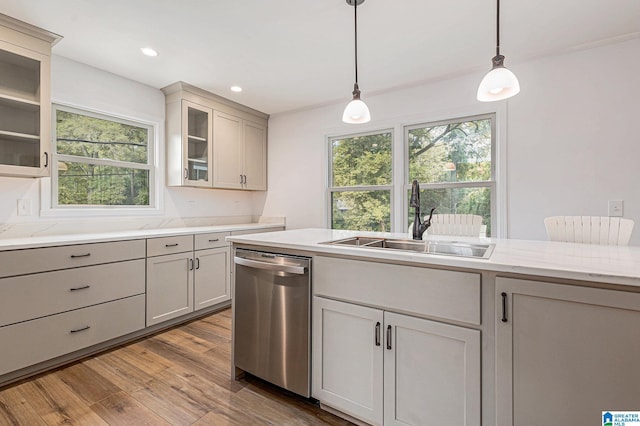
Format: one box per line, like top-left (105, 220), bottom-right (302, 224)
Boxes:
top-left (162, 82), bottom-right (268, 190)
top-left (0, 14), bottom-right (61, 178)
top-left (242, 119), bottom-right (267, 190)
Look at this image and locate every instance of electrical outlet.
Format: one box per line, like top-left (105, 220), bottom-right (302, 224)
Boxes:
top-left (17, 199), bottom-right (32, 216)
top-left (608, 200), bottom-right (623, 217)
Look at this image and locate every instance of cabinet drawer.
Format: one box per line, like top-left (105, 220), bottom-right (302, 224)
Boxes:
top-left (146, 234), bottom-right (193, 257)
top-left (0, 294), bottom-right (145, 376)
top-left (195, 231), bottom-right (230, 250)
top-left (0, 239), bottom-right (145, 278)
top-left (0, 259), bottom-right (145, 327)
top-left (314, 256), bottom-right (481, 325)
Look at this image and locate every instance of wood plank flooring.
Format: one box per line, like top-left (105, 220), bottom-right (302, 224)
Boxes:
top-left (0, 308), bottom-right (353, 426)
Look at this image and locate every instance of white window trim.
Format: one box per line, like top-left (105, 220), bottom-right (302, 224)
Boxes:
top-left (41, 103), bottom-right (163, 217)
top-left (326, 128), bottom-right (395, 232)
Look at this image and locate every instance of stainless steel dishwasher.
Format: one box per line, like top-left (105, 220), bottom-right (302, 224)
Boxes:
top-left (233, 249), bottom-right (311, 397)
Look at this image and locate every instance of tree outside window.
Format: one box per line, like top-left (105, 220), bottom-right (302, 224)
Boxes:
top-left (53, 106), bottom-right (154, 208)
top-left (329, 131), bottom-right (393, 232)
top-left (407, 115), bottom-right (495, 236)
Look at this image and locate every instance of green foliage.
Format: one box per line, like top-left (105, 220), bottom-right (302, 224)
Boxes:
top-left (332, 133), bottom-right (392, 186)
top-left (408, 119), bottom-right (493, 235)
top-left (332, 191), bottom-right (391, 232)
top-left (56, 110), bottom-right (150, 206)
top-left (330, 133), bottom-right (392, 231)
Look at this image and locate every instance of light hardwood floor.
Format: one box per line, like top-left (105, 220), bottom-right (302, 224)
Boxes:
top-left (0, 308), bottom-right (352, 425)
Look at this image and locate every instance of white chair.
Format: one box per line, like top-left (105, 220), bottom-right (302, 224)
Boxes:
top-left (429, 214), bottom-right (485, 237)
top-left (544, 216), bottom-right (634, 245)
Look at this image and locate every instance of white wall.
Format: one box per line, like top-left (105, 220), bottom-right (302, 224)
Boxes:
top-left (256, 38), bottom-right (640, 245)
top-left (0, 56), bottom-right (255, 226)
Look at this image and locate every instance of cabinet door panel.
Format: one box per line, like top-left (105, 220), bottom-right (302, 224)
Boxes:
top-left (496, 278), bottom-right (640, 426)
top-left (194, 247), bottom-right (230, 310)
top-left (146, 252), bottom-right (194, 326)
top-left (243, 120), bottom-right (266, 190)
top-left (0, 39), bottom-right (51, 178)
top-left (312, 297), bottom-right (383, 426)
top-left (384, 312), bottom-right (480, 426)
top-left (212, 111), bottom-right (243, 189)
top-left (181, 100), bottom-right (213, 187)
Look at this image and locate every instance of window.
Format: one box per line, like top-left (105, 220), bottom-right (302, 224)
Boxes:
top-left (406, 114), bottom-right (495, 235)
top-left (328, 131), bottom-right (393, 232)
top-left (52, 105), bottom-right (155, 208)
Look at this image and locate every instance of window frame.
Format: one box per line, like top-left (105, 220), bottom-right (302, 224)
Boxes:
top-left (48, 103), bottom-right (158, 213)
top-left (403, 113), bottom-right (497, 236)
top-left (326, 128), bottom-right (395, 232)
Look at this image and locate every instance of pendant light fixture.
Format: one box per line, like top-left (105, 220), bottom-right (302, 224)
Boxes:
top-left (342, 0), bottom-right (371, 124)
top-left (477, 0), bottom-right (520, 102)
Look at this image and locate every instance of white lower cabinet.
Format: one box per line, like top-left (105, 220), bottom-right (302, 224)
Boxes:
top-left (146, 251), bottom-right (194, 326)
top-left (194, 247), bottom-right (230, 310)
top-left (496, 278), bottom-right (640, 426)
top-left (0, 295), bottom-right (145, 376)
top-left (313, 296), bottom-right (480, 426)
top-left (146, 233), bottom-right (231, 326)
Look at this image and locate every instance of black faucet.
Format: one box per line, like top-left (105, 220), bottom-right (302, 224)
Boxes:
top-left (410, 180), bottom-right (436, 240)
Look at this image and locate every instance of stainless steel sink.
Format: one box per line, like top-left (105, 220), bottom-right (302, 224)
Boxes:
top-left (322, 237), bottom-right (494, 259)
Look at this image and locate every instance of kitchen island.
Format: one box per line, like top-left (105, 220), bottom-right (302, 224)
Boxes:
top-left (228, 228), bottom-right (640, 426)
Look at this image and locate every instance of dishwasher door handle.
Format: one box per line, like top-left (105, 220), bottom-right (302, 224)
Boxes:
top-left (234, 256), bottom-right (307, 275)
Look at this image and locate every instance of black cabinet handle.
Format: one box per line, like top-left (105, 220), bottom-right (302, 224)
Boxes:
top-left (70, 326), bottom-right (90, 333)
top-left (189, 258), bottom-right (194, 271)
top-left (208, 238), bottom-right (219, 242)
top-left (196, 257), bottom-right (200, 270)
top-left (375, 322), bottom-right (381, 346)
top-left (386, 325), bottom-right (392, 350)
top-left (184, 168), bottom-right (188, 179)
top-left (501, 292), bottom-right (508, 323)
top-left (70, 253), bottom-right (91, 258)
top-left (44, 152), bottom-right (49, 168)
top-left (70, 285), bottom-right (91, 291)
top-left (165, 243), bottom-right (179, 247)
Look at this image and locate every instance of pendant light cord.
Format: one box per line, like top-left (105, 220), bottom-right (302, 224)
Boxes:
top-left (495, 0), bottom-right (500, 57)
top-left (354, 1), bottom-right (359, 85)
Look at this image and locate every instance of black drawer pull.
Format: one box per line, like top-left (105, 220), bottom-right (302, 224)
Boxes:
top-left (208, 238), bottom-right (220, 242)
top-left (501, 292), bottom-right (508, 323)
top-left (70, 253), bottom-right (91, 258)
top-left (375, 322), bottom-right (381, 346)
top-left (70, 326), bottom-right (90, 333)
top-left (386, 325), bottom-right (392, 350)
top-left (165, 243), bottom-right (179, 247)
top-left (70, 285), bottom-right (91, 291)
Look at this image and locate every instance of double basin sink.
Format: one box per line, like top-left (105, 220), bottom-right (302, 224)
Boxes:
top-left (323, 236), bottom-right (494, 259)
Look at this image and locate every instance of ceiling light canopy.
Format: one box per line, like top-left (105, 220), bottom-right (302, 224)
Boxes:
top-left (140, 47), bottom-right (158, 57)
top-left (477, 0), bottom-right (520, 102)
top-left (342, 0), bottom-right (370, 124)
top-left (230, 85), bottom-right (243, 92)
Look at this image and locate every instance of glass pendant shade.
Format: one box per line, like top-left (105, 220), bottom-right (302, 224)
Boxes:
top-left (477, 62), bottom-right (520, 102)
top-left (343, 98), bottom-right (371, 123)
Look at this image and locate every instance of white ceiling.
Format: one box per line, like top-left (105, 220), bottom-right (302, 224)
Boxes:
top-left (1, 0), bottom-right (639, 115)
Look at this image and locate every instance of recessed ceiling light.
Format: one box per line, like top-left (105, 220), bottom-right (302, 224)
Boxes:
top-left (230, 86), bottom-right (243, 93)
top-left (140, 47), bottom-right (158, 57)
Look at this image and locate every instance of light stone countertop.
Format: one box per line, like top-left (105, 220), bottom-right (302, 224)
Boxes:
top-left (0, 222), bottom-right (284, 252)
top-left (227, 228), bottom-right (640, 287)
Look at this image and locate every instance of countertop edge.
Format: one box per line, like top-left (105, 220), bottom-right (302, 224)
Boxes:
top-left (0, 223), bottom-right (284, 251)
top-left (227, 229), bottom-right (640, 288)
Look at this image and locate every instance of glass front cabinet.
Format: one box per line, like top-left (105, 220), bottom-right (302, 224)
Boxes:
top-left (0, 14), bottom-right (60, 177)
